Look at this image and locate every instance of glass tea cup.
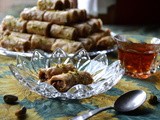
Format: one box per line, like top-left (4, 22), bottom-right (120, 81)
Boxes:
top-left (114, 35), bottom-right (160, 79)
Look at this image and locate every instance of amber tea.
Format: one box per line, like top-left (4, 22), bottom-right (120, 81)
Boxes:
top-left (118, 48), bottom-right (157, 79)
top-left (115, 35), bottom-right (160, 79)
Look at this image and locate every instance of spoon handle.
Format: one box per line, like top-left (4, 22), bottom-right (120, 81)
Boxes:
top-left (71, 106), bottom-right (113, 120)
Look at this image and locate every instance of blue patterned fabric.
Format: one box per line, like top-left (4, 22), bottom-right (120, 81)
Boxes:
top-left (0, 52), bottom-right (160, 120)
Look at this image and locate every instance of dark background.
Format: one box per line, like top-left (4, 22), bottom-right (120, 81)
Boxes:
top-left (101, 0), bottom-right (160, 25)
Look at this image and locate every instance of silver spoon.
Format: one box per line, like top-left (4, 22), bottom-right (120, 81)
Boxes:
top-left (71, 90), bottom-right (147, 120)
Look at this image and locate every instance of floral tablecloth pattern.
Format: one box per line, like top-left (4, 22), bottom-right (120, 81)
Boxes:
top-left (0, 54), bottom-right (160, 120)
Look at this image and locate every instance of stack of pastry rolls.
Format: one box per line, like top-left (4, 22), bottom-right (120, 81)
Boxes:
top-left (0, 0), bottom-right (115, 53)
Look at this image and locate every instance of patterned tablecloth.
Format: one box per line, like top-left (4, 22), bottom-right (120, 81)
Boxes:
top-left (0, 51), bottom-right (160, 120)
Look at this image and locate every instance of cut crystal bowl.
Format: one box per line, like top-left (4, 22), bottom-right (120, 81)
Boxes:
top-left (9, 48), bottom-right (124, 99)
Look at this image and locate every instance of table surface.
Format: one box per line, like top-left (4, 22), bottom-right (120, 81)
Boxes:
top-left (1, 2), bottom-right (160, 119)
top-left (0, 50), bottom-right (160, 120)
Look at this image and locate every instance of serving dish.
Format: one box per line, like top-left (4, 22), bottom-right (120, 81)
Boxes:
top-left (9, 48), bottom-right (124, 99)
top-left (0, 46), bottom-right (117, 58)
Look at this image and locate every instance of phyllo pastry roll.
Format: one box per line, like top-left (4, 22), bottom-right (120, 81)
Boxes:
top-left (39, 63), bottom-right (76, 81)
top-left (2, 15), bottom-right (27, 33)
top-left (89, 29), bottom-right (111, 44)
top-left (43, 11), bottom-right (69, 25)
top-left (37, 0), bottom-right (64, 10)
top-left (10, 32), bottom-right (32, 41)
top-left (26, 20), bottom-right (51, 36)
top-left (73, 22), bottom-right (92, 37)
top-left (1, 35), bottom-right (31, 52)
top-left (96, 36), bottom-right (116, 50)
top-left (47, 71), bottom-right (93, 92)
top-left (50, 24), bottom-right (77, 40)
top-left (51, 39), bottom-right (83, 53)
top-left (76, 9), bottom-right (87, 22)
top-left (20, 7), bottom-right (45, 21)
top-left (67, 9), bottom-right (79, 23)
top-left (43, 9), bottom-right (84, 25)
top-left (87, 18), bottom-right (103, 33)
top-left (68, 9), bottom-right (87, 22)
top-left (78, 38), bottom-right (94, 51)
top-left (31, 35), bottom-right (56, 52)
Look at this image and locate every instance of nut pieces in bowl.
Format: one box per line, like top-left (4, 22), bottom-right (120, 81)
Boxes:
top-left (9, 48), bottom-right (124, 99)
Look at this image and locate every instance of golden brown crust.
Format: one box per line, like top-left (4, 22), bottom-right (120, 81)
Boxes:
top-left (20, 7), bottom-right (45, 21)
top-left (37, 0), bottom-right (64, 10)
top-left (38, 63), bottom-right (76, 80)
top-left (43, 9), bottom-right (87, 25)
top-left (89, 29), bottom-right (111, 44)
top-left (2, 15), bottom-right (27, 33)
top-left (96, 36), bottom-right (116, 50)
top-left (67, 9), bottom-right (79, 23)
top-left (26, 20), bottom-right (51, 36)
top-left (50, 24), bottom-right (77, 40)
top-left (10, 32), bottom-right (32, 41)
top-left (77, 9), bottom-right (87, 22)
top-left (43, 11), bottom-right (69, 25)
top-left (1, 35), bottom-right (31, 52)
top-left (87, 18), bottom-right (102, 33)
top-left (31, 34), bottom-right (55, 52)
top-left (47, 71), bottom-right (93, 92)
top-left (51, 39), bottom-right (83, 53)
top-left (73, 22), bottom-right (92, 38)
top-left (78, 38), bottom-right (94, 51)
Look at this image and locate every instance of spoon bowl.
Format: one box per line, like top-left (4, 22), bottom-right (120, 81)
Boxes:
top-left (114, 90), bottom-right (146, 112)
top-left (72, 90), bottom-right (147, 120)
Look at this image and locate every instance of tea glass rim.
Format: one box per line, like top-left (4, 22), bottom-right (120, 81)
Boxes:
top-left (114, 34), bottom-right (160, 45)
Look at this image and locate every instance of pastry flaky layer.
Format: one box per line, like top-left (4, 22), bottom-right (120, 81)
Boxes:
top-left (38, 63), bottom-right (93, 92)
top-left (0, 0), bottom-right (116, 53)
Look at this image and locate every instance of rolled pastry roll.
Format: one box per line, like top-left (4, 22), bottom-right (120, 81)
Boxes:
top-left (37, 0), bottom-right (64, 10)
top-left (70, 9), bottom-right (87, 22)
top-left (77, 9), bottom-right (87, 22)
top-left (47, 71), bottom-right (93, 92)
top-left (51, 39), bottom-right (83, 53)
top-left (78, 38), bottom-right (94, 51)
top-left (50, 24), bottom-right (77, 40)
top-left (2, 15), bottom-right (27, 33)
top-left (38, 63), bottom-right (76, 81)
top-left (20, 7), bottom-right (45, 21)
top-left (26, 20), bottom-right (51, 36)
top-left (1, 35), bottom-right (31, 52)
top-left (67, 9), bottom-right (79, 23)
top-left (96, 36), bottom-right (116, 50)
top-left (10, 32), bottom-right (32, 41)
top-left (87, 18), bottom-right (103, 33)
top-left (67, 9), bottom-right (87, 23)
top-left (89, 29), bottom-right (111, 44)
top-left (31, 34), bottom-right (56, 52)
top-left (43, 11), bottom-right (69, 25)
top-left (73, 22), bottom-right (92, 37)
